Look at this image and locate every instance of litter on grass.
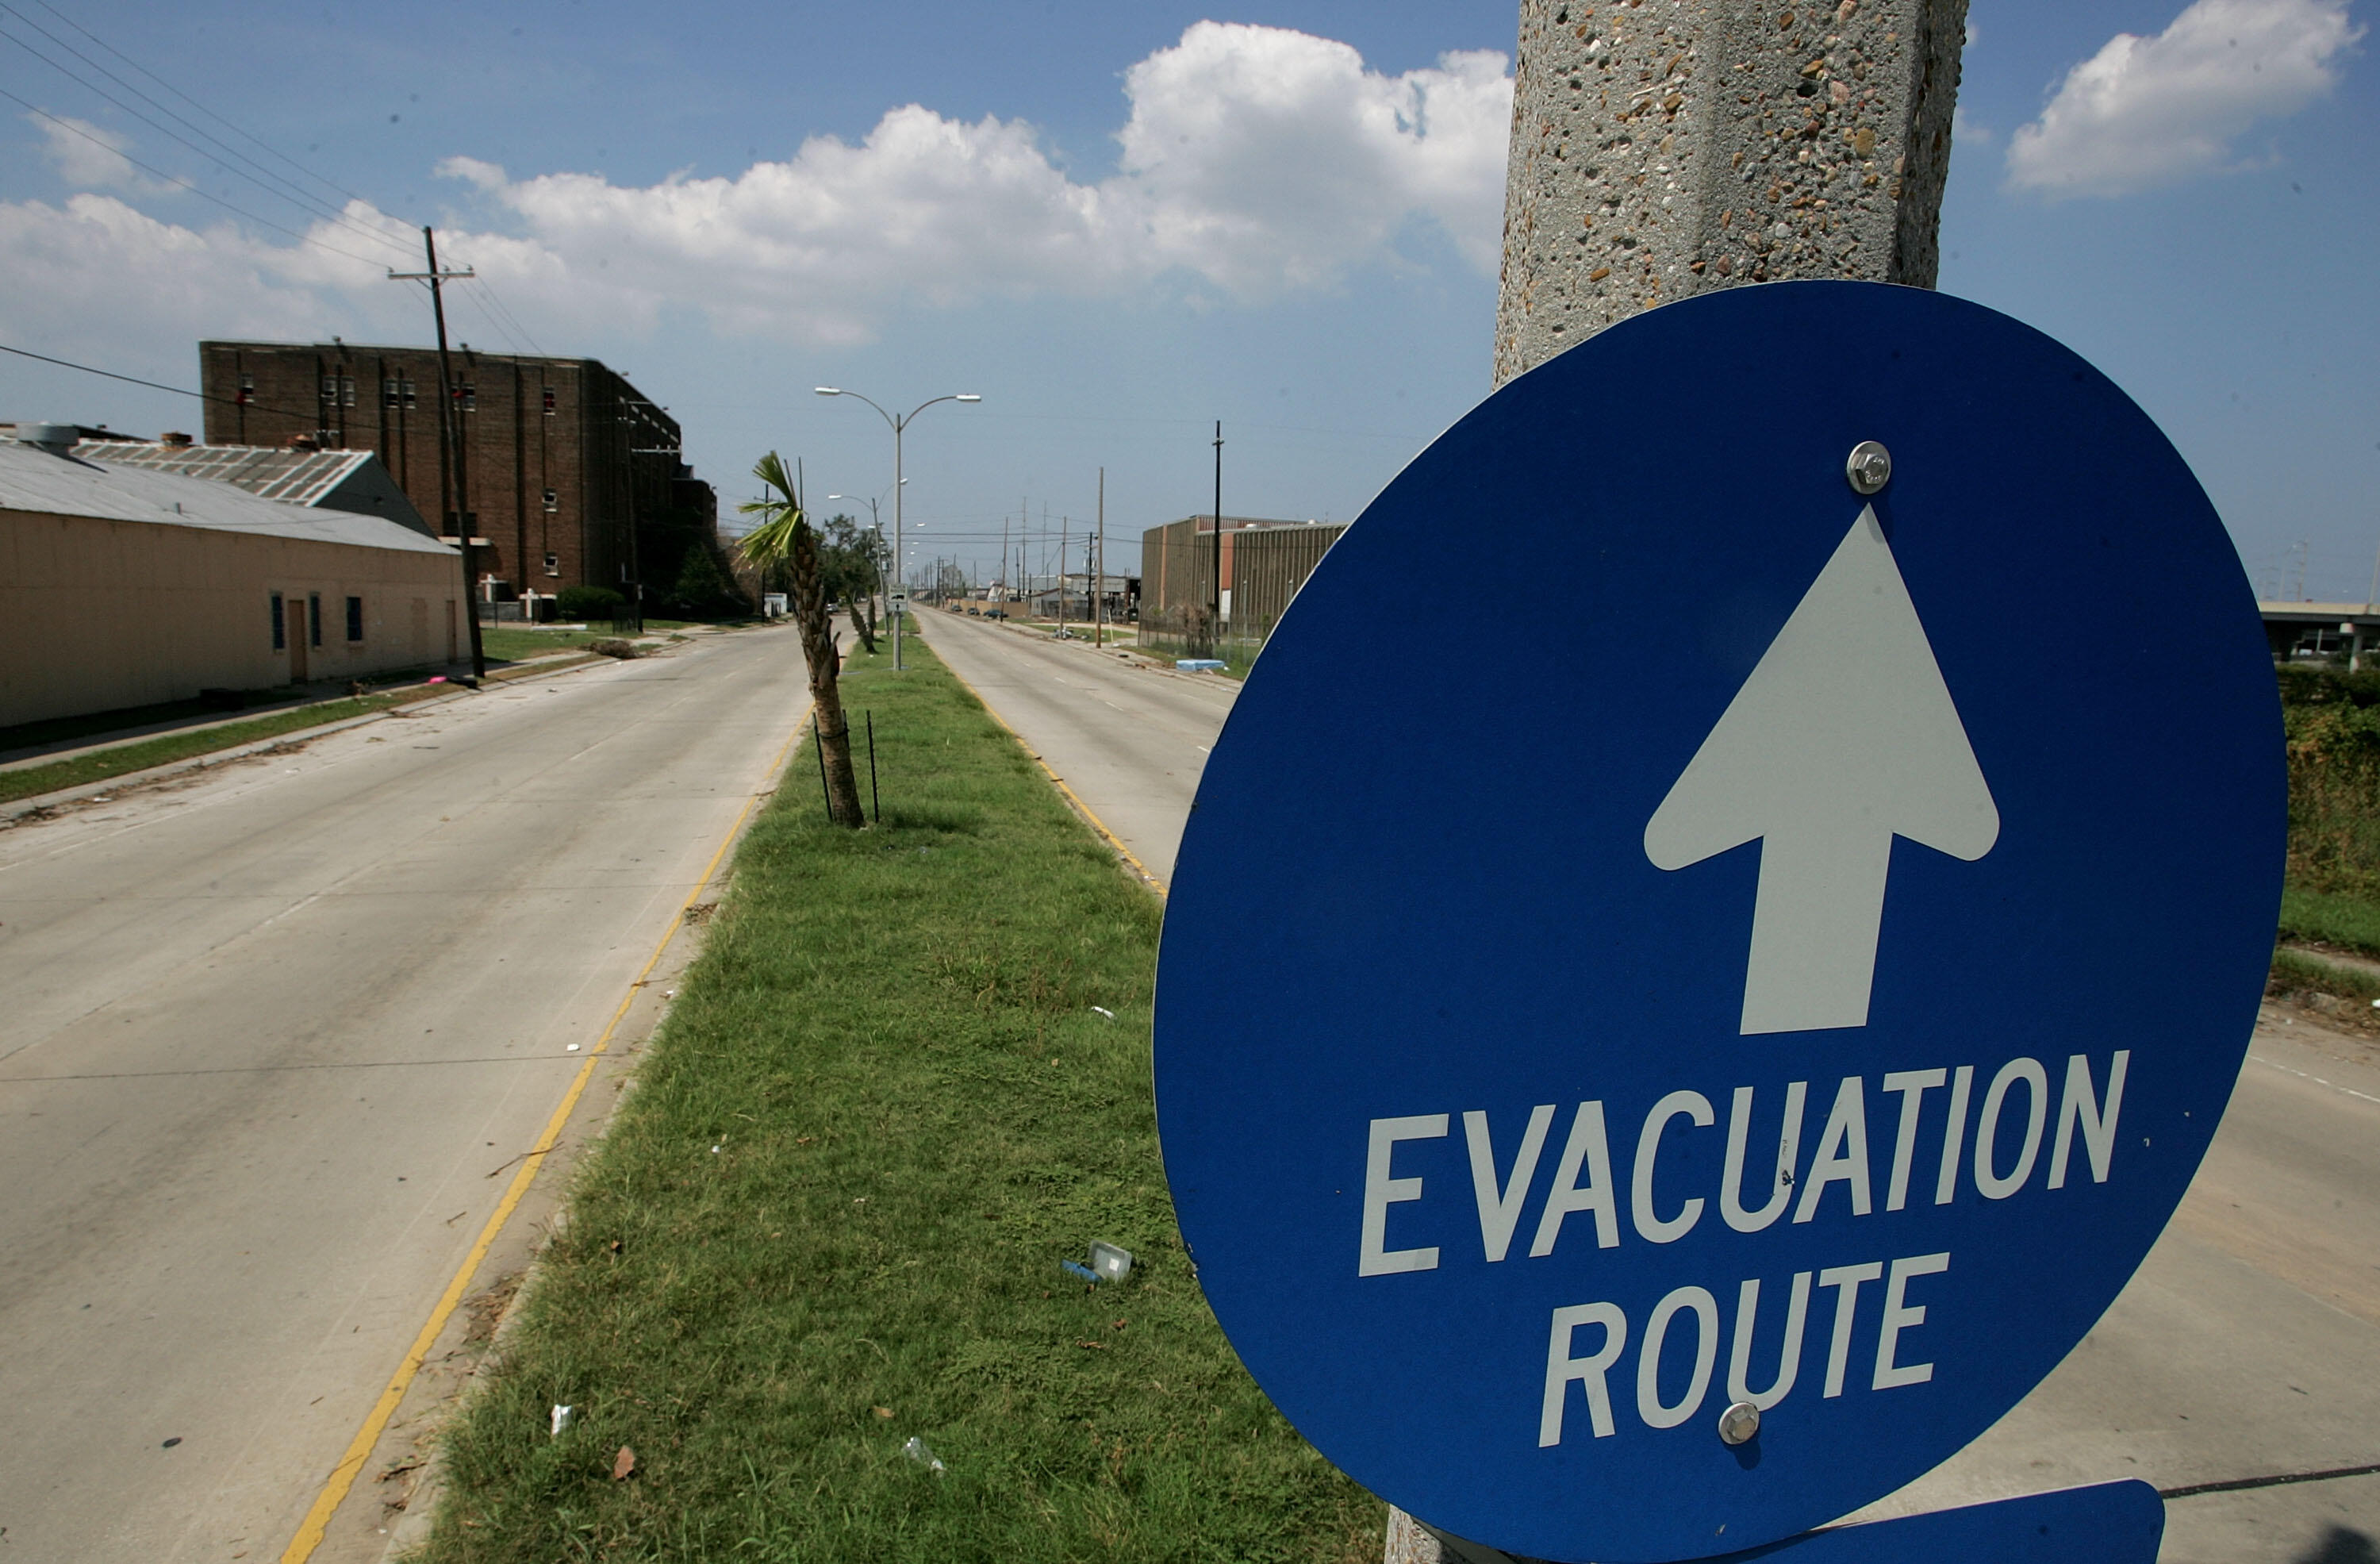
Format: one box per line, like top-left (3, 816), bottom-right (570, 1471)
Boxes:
top-left (1089, 1240), bottom-right (1134, 1282)
top-left (1090, 1005), bottom-right (1115, 1019)
top-left (901, 1436), bottom-right (946, 1474)
top-left (550, 1405), bottom-right (574, 1436)
top-left (1061, 1260), bottom-right (1100, 1283)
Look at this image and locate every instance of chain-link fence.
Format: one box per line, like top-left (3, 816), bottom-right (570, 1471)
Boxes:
top-left (1134, 605), bottom-right (1274, 674)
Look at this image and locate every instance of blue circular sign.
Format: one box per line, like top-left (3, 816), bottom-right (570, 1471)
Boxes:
top-left (1154, 282), bottom-right (2282, 1563)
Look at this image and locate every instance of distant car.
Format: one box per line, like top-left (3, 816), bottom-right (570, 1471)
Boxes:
top-left (985, 609), bottom-right (1008, 620)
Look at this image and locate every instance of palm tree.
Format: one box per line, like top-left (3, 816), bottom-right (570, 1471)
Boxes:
top-left (738, 452), bottom-right (866, 828)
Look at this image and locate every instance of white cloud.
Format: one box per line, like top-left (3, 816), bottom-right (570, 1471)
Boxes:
top-left (2006, 0), bottom-right (2362, 198)
top-left (1110, 25), bottom-right (1513, 290)
top-left (0, 194), bottom-right (416, 359)
top-left (29, 113), bottom-right (175, 196)
top-left (0, 23), bottom-right (1512, 359)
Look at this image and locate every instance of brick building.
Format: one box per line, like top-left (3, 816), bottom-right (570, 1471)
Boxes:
top-left (198, 340), bottom-right (722, 609)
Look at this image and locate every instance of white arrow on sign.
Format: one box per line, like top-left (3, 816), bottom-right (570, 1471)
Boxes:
top-left (1644, 505), bottom-right (1998, 1036)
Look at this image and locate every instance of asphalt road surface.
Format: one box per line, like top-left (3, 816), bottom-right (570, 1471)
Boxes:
top-left (0, 626), bottom-right (812, 1562)
top-left (918, 610), bottom-right (1234, 886)
top-left (921, 611), bottom-right (2380, 1564)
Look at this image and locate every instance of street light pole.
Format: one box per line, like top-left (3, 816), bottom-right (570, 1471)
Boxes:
top-left (827, 490), bottom-right (889, 637)
top-left (816, 387), bottom-right (981, 670)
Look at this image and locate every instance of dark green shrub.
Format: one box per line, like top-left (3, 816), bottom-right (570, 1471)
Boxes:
top-left (556, 585), bottom-right (626, 621)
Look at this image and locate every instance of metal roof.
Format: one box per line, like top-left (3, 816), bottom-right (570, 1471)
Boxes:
top-left (0, 440), bottom-right (455, 554)
top-left (72, 441), bottom-right (380, 506)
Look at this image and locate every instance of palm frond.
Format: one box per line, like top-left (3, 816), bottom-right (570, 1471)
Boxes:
top-left (737, 450), bottom-right (806, 569)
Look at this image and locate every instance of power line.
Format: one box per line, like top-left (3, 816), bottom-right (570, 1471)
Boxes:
top-left (0, 340), bottom-right (325, 424)
top-left (469, 273), bottom-right (549, 359)
top-left (0, 19), bottom-right (416, 262)
top-left (451, 284), bottom-right (527, 357)
top-left (0, 89), bottom-right (395, 267)
top-left (17, 0), bottom-right (398, 221)
top-left (6, 0), bottom-right (419, 244)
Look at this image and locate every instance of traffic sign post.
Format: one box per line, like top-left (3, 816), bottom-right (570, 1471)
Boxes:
top-left (1154, 282), bottom-right (2283, 1563)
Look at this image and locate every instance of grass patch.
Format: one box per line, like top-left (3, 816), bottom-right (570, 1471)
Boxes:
top-left (2270, 947), bottom-right (2380, 1006)
top-left (2276, 885), bottom-right (2380, 959)
top-left (0, 692), bottom-right (420, 807)
top-left (480, 626), bottom-right (605, 663)
top-left (413, 636), bottom-right (1381, 1563)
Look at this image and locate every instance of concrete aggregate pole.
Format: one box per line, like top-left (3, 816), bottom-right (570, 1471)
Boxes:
top-left (1491, 0), bottom-right (1967, 386)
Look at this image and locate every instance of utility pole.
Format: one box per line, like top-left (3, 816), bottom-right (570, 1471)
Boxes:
top-left (1058, 513), bottom-right (1069, 636)
top-left (388, 227), bottom-right (484, 679)
top-left (1095, 467), bottom-right (1105, 648)
top-left (1211, 421), bottom-right (1224, 652)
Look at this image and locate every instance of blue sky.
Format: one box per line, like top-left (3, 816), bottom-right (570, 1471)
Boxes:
top-left (0, 0), bottom-right (2370, 594)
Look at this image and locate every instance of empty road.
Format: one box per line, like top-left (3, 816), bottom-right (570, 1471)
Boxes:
top-left (921, 611), bottom-right (2380, 1564)
top-left (919, 610), bottom-right (1233, 885)
top-left (0, 625), bottom-right (812, 1561)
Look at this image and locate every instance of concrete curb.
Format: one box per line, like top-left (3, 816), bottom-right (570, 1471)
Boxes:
top-left (0, 695), bottom-right (471, 824)
top-left (0, 644), bottom-right (670, 826)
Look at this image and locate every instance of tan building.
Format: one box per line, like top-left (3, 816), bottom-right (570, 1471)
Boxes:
top-left (1139, 514), bottom-right (1348, 632)
top-left (1, 428), bottom-right (463, 728)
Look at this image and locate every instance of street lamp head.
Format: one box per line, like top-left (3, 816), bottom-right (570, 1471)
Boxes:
top-left (955, 394), bottom-right (982, 403)
top-left (813, 386), bottom-right (840, 396)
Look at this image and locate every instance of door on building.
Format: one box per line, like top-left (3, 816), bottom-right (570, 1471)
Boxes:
top-left (444, 600), bottom-right (458, 664)
top-left (410, 598), bottom-right (429, 660)
top-left (286, 595), bottom-right (309, 683)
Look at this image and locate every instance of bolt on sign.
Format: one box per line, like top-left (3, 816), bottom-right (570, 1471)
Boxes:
top-left (1154, 282), bottom-right (2282, 1564)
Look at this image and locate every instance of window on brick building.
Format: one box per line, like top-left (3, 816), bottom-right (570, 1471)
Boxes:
top-left (341, 377), bottom-right (356, 407)
top-left (346, 596), bottom-right (364, 642)
top-left (542, 387), bottom-right (556, 415)
top-left (543, 553), bottom-right (560, 576)
top-left (459, 383), bottom-right (477, 413)
top-left (237, 375), bottom-right (254, 405)
top-left (542, 488), bottom-right (559, 513)
top-left (320, 376), bottom-right (336, 402)
top-left (309, 593), bottom-right (324, 647)
top-left (383, 379), bottom-right (401, 408)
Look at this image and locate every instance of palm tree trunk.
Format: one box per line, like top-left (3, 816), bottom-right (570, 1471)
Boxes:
top-left (847, 598), bottom-right (877, 655)
top-left (792, 517), bottom-right (866, 827)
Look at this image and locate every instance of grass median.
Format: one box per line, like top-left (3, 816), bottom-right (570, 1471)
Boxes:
top-left (412, 634), bottom-right (1381, 1563)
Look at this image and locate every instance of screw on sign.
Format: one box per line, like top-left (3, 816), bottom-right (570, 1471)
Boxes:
top-left (1153, 282), bottom-right (2282, 1564)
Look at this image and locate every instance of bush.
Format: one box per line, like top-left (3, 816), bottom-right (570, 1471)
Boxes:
top-left (557, 585), bottom-right (626, 621)
top-left (2285, 697), bottom-right (2380, 896)
top-left (2277, 661), bottom-right (2380, 709)
top-left (664, 542), bottom-right (748, 620)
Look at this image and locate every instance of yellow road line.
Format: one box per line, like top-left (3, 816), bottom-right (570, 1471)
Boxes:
top-left (279, 706), bottom-right (810, 1563)
top-left (934, 638), bottom-right (1169, 897)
